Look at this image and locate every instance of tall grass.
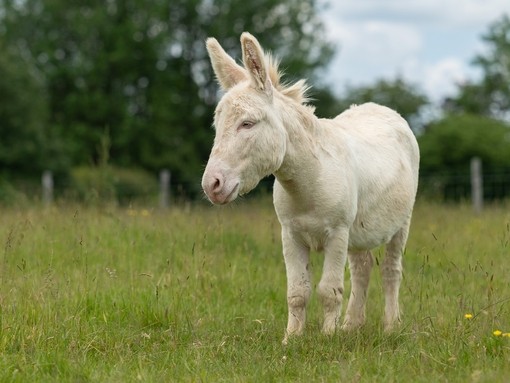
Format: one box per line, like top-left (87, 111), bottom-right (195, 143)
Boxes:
top-left (1, 200), bottom-right (509, 382)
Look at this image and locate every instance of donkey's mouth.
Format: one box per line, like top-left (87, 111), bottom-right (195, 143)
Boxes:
top-left (222, 182), bottom-right (240, 204)
top-left (210, 182), bottom-right (239, 205)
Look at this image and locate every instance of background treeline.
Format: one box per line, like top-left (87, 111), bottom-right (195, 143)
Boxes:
top-left (0, 0), bottom-right (509, 203)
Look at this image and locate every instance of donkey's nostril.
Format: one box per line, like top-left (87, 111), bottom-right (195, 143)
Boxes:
top-left (202, 169), bottom-right (238, 204)
top-left (202, 170), bottom-right (230, 203)
top-left (210, 174), bottom-right (224, 193)
top-left (213, 177), bottom-right (221, 191)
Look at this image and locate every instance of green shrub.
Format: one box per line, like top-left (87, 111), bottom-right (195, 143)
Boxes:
top-left (0, 178), bottom-right (29, 206)
top-left (70, 166), bottom-right (158, 205)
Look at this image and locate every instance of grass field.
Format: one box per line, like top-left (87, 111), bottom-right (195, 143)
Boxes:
top-left (1, 199), bottom-right (509, 382)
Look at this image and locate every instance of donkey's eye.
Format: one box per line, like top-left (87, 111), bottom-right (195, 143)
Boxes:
top-left (238, 121), bottom-right (255, 130)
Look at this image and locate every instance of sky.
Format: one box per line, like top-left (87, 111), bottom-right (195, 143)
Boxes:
top-left (321, 0), bottom-right (509, 102)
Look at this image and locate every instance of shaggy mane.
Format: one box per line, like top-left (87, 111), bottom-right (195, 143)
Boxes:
top-left (264, 53), bottom-right (312, 106)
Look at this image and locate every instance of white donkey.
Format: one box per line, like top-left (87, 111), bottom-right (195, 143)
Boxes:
top-left (202, 33), bottom-right (419, 342)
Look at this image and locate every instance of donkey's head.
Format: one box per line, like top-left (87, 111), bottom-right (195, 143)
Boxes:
top-left (201, 33), bottom-right (291, 205)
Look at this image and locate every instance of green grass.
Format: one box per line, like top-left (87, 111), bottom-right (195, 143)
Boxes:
top-left (1, 200), bottom-right (509, 382)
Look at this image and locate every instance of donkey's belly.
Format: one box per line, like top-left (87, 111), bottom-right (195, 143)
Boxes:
top-left (348, 201), bottom-right (412, 250)
top-left (348, 224), bottom-right (395, 251)
top-left (288, 214), bottom-right (400, 252)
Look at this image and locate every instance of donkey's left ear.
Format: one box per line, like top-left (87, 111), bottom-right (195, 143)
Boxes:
top-left (241, 32), bottom-right (272, 96)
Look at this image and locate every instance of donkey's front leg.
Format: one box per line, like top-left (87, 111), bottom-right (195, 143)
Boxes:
top-left (282, 228), bottom-right (311, 344)
top-left (318, 228), bottom-right (349, 335)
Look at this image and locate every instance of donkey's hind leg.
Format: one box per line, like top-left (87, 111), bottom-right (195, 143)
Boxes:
top-left (341, 250), bottom-right (374, 331)
top-left (381, 220), bottom-right (410, 331)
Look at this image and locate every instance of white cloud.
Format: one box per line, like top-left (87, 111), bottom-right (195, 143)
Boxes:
top-left (410, 58), bottom-right (474, 101)
top-left (324, 19), bottom-right (422, 90)
top-left (340, 21), bottom-right (422, 58)
top-left (328, 0), bottom-right (508, 27)
top-left (320, 0), bottom-right (508, 101)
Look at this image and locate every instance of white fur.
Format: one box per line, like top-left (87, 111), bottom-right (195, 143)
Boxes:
top-left (202, 33), bottom-right (420, 343)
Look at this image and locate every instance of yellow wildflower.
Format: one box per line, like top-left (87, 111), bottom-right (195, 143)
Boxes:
top-left (141, 209), bottom-right (150, 216)
top-left (464, 313), bottom-right (473, 319)
top-left (493, 330), bottom-right (502, 336)
top-left (503, 333), bottom-right (510, 338)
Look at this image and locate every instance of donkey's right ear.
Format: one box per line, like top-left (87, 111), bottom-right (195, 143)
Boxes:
top-left (206, 38), bottom-right (246, 91)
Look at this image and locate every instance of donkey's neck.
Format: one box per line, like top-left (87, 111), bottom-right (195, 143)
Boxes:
top-left (273, 99), bottom-right (322, 190)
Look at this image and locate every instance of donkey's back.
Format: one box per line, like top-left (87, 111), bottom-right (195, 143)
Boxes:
top-left (335, 102), bottom-right (418, 158)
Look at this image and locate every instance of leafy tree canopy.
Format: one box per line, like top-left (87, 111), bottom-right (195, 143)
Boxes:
top-left (447, 14), bottom-right (510, 120)
top-left (0, 40), bottom-right (68, 178)
top-left (418, 113), bottom-right (510, 174)
top-left (0, 0), bottom-right (334, 193)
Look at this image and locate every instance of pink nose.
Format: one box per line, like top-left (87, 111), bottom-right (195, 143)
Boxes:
top-left (204, 172), bottom-right (224, 195)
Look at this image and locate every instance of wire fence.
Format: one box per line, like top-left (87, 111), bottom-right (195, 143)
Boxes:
top-left (419, 171), bottom-right (510, 201)
top-left (3, 161), bottom-right (510, 210)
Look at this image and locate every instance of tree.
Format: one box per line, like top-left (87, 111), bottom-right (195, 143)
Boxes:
top-left (419, 114), bottom-right (510, 174)
top-left (448, 14), bottom-right (510, 119)
top-left (0, 0), bottom-right (334, 194)
top-left (0, 40), bottom-right (67, 179)
top-left (1, 0), bottom-right (177, 166)
top-left (418, 113), bottom-right (510, 200)
top-left (338, 77), bottom-right (429, 131)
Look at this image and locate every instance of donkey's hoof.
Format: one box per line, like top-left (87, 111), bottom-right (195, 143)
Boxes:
top-left (282, 332), bottom-right (299, 346)
top-left (383, 315), bottom-right (402, 332)
top-left (321, 319), bottom-right (338, 335)
top-left (340, 322), bottom-right (362, 332)
top-left (383, 321), bottom-right (400, 333)
top-left (282, 326), bottom-right (304, 345)
top-left (341, 316), bottom-right (365, 331)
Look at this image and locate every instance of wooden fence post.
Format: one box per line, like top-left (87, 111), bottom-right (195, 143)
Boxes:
top-left (159, 169), bottom-right (171, 209)
top-left (42, 170), bottom-right (54, 206)
top-left (470, 157), bottom-right (483, 214)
